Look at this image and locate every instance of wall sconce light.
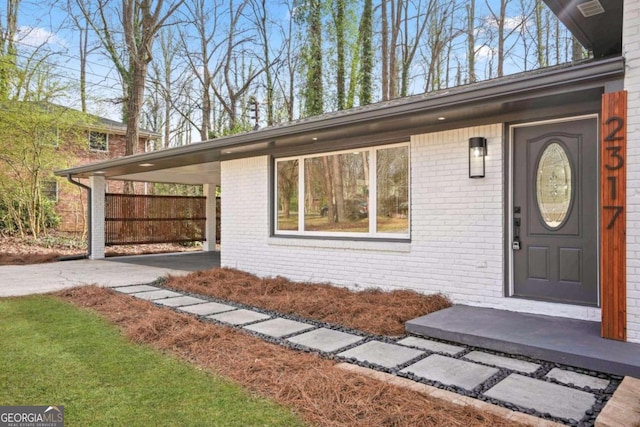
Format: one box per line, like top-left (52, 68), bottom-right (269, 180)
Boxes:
top-left (469, 137), bottom-right (487, 178)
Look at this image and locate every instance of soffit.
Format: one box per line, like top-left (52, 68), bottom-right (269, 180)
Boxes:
top-left (543, 0), bottom-right (622, 58)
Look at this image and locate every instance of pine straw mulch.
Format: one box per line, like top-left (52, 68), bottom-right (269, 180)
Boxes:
top-left (164, 268), bottom-right (452, 336)
top-left (0, 253), bottom-right (62, 265)
top-left (0, 232), bottom-right (201, 265)
top-left (55, 286), bottom-right (520, 427)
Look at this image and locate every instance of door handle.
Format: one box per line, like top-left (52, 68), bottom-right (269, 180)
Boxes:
top-left (513, 217), bottom-right (521, 251)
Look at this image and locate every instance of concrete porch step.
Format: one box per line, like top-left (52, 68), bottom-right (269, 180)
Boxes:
top-left (406, 305), bottom-right (640, 378)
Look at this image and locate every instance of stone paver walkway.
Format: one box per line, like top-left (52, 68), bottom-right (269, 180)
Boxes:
top-left (113, 284), bottom-right (621, 426)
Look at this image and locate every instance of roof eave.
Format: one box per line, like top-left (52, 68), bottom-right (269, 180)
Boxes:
top-left (86, 124), bottom-right (162, 139)
top-left (55, 57), bottom-right (624, 178)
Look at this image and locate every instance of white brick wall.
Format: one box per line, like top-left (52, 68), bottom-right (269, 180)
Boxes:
top-left (221, 124), bottom-right (602, 322)
top-left (625, 0), bottom-right (640, 343)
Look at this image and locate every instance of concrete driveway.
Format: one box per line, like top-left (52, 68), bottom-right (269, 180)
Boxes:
top-left (0, 251), bottom-right (220, 297)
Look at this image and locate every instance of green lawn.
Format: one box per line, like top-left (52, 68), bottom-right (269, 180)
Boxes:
top-left (0, 296), bottom-right (306, 427)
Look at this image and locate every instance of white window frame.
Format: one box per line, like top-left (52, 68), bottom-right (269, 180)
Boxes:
top-left (274, 142), bottom-right (410, 239)
top-left (42, 180), bottom-right (59, 203)
top-left (89, 131), bottom-right (109, 152)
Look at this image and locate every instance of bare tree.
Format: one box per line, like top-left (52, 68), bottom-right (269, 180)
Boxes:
top-left (423, 1), bottom-right (457, 91)
top-left (249, 0), bottom-right (281, 125)
top-left (399, 0), bottom-right (438, 96)
top-left (148, 28), bottom-right (181, 148)
top-left (380, 0), bottom-right (404, 100)
top-left (274, 1), bottom-right (302, 122)
top-left (180, 0), bottom-right (223, 140)
top-left (484, 0), bottom-right (528, 77)
top-left (211, 0), bottom-right (263, 131)
top-left (466, 0), bottom-right (476, 83)
top-left (486, 0), bottom-right (508, 77)
top-left (65, 2), bottom-right (98, 113)
top-left (76, 0), bottom-right (185, 188)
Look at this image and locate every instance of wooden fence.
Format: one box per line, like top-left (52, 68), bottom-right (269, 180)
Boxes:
top-left (105, 194), bottom-right (207, 245)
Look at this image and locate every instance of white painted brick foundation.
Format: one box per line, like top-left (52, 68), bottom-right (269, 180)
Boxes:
top-left (221, 124), bottom-right (602, 325)
top-left (625, 0), bottom-right (640, 343)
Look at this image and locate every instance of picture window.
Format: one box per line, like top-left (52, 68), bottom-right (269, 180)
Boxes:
top-left (275, 143), bottom-right (409, 238)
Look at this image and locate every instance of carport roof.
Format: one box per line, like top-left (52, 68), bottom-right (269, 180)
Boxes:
top-left (55, 56), bottom-right (624, 185)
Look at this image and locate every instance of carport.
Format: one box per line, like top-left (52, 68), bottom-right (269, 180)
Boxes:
top-left (56, 95), bottom-right (495, 260)
top-left (55, 146), bottom-right (222, 259)
top-left (55, 113), bottom-right (383, 259)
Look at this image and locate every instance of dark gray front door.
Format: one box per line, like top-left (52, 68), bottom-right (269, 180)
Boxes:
top-left (512, 118), bottom-right (598, 305)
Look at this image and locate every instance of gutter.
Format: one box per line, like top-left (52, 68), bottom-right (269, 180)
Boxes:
top-left (55, 56), bottom-right (625, 178)
top-left (58, 175), bottom-right (92, 261)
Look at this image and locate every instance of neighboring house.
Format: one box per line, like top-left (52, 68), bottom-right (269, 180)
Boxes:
top-left (53, 115), bottom-right (160, 233)
top-left (57, 0), bottom-right (640, 344)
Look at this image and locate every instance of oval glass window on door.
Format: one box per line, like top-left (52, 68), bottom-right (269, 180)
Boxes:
top-left (536, 142), bottom-right (573, 228)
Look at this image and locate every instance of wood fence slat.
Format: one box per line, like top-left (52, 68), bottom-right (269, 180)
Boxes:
top-left (104, 194), bottom-right (207, 246)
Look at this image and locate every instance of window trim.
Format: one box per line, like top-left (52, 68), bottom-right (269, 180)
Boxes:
top-left (273, 142), bottom-right (410, 240)
top-left (89, 131), bottom-right (109, 152)
top-left (42, 180), bottom-right (59, 203)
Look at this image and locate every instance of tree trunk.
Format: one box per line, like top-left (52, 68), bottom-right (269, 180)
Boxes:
top-left (554, 14), bottom-right (560, 64)
top-left (123, 62), bottom-right (147, 194)
top-left (201, 71), bottom-right (211, 140)
top-left (321, 157), bottom-right (335, 223)
top-left (389, 0), bottom-right (402, 99)
top-left (330, 156), bottom-right (346, 222)
top-left (79, 23), bottom-right (88, 112)
top-left (467, 0), bottom-right (476, 83)
top-left (381, 0), bottom-right (389, 101)
top-left (0, 0), bottom-right (20, 99)
top-left (535, 0), bottom-right (545, 68)
top-left (335, 0), bottom-right (345, 110)
top-left (305, 0), bottom-right (323, 116)
top-left (497, 0), bottom-right (506, 77)
top-left (359, 0), bottom-right (373, 105)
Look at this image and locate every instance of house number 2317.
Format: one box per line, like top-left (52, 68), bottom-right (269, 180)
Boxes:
top-left (603, 116), bottom-right (624, 230)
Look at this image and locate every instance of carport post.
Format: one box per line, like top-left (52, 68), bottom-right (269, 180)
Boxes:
top-left (89, 175), bottom-right (106, 259)
top-left (203, 184), bottom-right (217, 252)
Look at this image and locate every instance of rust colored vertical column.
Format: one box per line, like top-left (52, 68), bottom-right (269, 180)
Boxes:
top-left (601, 91), bottom-right (627, 341)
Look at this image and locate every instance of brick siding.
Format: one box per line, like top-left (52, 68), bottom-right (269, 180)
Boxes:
top-left (55, 133), bottom-right (148, 233)
top-left (221, 124), bottom-right (603, 325)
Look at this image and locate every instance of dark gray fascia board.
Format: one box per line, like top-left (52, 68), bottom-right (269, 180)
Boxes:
top-left (55, 57), bottom-right (624, 178)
